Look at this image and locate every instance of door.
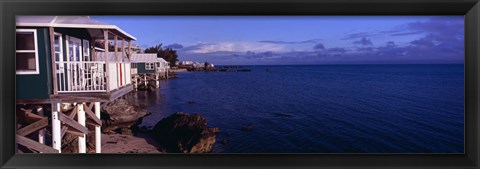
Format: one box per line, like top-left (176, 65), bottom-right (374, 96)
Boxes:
top-left (66, 36), bottom-right (83, 90)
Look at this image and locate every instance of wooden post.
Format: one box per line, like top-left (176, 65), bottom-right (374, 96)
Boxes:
top-left (144, 74), bottom-right (147, 87)
top-left (52, 102), bottom-right (61, 153)
top-left (114, 35), bottom-right (119, 89)
top-left (135, 75), bottom-right (138, 90)
top-left (114, 35), bottom-right (118, 62)
top-left (128, 41), bottom-right (131, 59)
top-left (36, 106), bottom-right (45, 145)
top-left (77, 103), bottom-right (86, 153)
top-left (104, 30), bottom-right (110, 93)
top-left (91, 38), bottom-right (96, 61)
top-left (156, 74), bottom-right (159, 88)
top-left (121, 38), bottom-right (126, 86)
top-left (94, 102), bottom-right (101, 153)
top-left (121, 38), bottom-right (125, 62)
top-left (49, 27), bottom-right (58, 95)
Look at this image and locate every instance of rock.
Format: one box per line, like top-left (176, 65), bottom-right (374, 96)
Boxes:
top-left (137, 83), bottom-right (157, 91)
top-left (101, 99), bottom-right (150, 135)
top-left (152, 112), bottom-right (217, 153)
top-left (60, 103), bottom-right (75, 112)
top-left (211, 127), bottom-right (220, 133)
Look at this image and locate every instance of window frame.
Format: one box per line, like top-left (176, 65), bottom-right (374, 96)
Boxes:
top-left (54, 32), bottom-right (64, 73)
top-left (16, 29), bottom-right (40, 75)
top-left (82, 39), bottom-right (90, 61)
top-left (145, 62), bottom-right (155, 70)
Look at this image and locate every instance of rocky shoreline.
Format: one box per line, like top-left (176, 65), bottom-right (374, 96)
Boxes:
top-left (60, 98), bottom-right (218, 153)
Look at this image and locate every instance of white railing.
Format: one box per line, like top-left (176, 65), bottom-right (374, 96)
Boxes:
top-left (55, 61), bottom-right (131, 93)
top-left (55, 61), bottom-right (107, 93)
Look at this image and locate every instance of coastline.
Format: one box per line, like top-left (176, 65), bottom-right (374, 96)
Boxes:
top-left (101, 133), bottom-right (164, 153)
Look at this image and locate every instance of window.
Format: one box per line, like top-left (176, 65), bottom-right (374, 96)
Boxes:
top-left (66, 36), bottom-right (82, 62)
top-left (54, 33), bottom-right (64, 73)
top-left (16, 29), bottom-right (39, 74)
top-left (145, 63), bottom-right (155, 70)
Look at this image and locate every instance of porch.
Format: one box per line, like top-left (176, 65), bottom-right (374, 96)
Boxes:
top-left (54, 58), bottom-right (131, 93)
top-left (49, 27), bottom-right (135, 102)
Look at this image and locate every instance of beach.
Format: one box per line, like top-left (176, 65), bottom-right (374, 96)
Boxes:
top-left (101, 134), bottom-right (163, 153)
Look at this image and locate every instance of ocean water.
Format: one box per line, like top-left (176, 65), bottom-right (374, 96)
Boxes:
top-left (129, 64), bottom-right (464, 153)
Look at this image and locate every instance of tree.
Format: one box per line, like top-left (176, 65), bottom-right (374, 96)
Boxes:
top-left (144, 44), bottom-right (179, 65)
top-left (204, 61), bottom-right (209, 70)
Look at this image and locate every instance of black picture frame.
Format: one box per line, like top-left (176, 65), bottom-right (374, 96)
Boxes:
top-left (1, 0), bottom-right (479, 168)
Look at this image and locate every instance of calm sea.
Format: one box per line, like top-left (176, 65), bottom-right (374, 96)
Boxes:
top-left (128, 64), bottom-right (464, 153)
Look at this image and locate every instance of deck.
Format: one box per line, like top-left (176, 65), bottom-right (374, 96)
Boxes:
top-left (49, 84), bottom-right (133, 103)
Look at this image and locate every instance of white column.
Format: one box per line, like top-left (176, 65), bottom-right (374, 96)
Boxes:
top-left (36, 106), bottom-right (45, 144)
top-left (52, 103), bottom-right (62, 153)
top-left (77, 103), bottom-right (86, 153)
top-left (144, 74), bottom-right (147, 87)
top-left (156, 74), bottom-right (159, 88)
top-left (135, 76), bottom-right (138, 90)
top-left (94, 102), bottom-right (101, 153)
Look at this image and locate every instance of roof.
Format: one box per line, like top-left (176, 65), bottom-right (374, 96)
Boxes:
top-left (131, 53), bottom-right (161, 63)
top-left (157, 58), bottom-right (168, 63)
top-left (16, 16), bottom-right (136, 41)
top-left (96, 52), bottom-right (129, 62)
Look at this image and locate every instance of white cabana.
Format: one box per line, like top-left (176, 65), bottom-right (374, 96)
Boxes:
top-left (130, 53), bottom-right (170, 74)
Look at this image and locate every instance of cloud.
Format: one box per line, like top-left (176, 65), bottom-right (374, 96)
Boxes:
top-left (258, 39), bottom-right (322, 44)
top-left (390, 31), bottom-right (423, 36)
top-left (243, 51), bottom-right (276, 59)
top-left (353, 37), bottom-right (373, 46)
top-left (342, 32), bottom-right (377, 40)
top-left (356, 47), bottom-right (374, 52)
top-left (165, 43), bottom-right (184, 49)
top-left (313, 43), bottom-right (325, 50)
top-left (181, 42), bottom-right (288, 54)
top-left (178, 17), bottom-right (463, 65)
top-left (386, 41), bottom-right (396, 48)
top-left (406, 17), bottom-right (463, 42)
top-left (326, 47), bottom-right (347, 54)
top-left (410, 38), bottom-right (436, 48)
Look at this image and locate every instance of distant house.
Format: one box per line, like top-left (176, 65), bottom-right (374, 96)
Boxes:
top-left (180, 60), bottom-right (194, 66)
top-left (124, 44), bottom-right (141, 54)
top-left (130, 53), bottom-right (170, 75)
top-left (15, 16), bottom-right (136, 153)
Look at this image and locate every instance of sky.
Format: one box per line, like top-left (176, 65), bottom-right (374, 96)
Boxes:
top-left (92, 16), bottom-right (464, 65)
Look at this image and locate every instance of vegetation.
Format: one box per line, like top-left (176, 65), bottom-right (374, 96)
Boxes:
top-left (144, 44), bottom-right (179, 66)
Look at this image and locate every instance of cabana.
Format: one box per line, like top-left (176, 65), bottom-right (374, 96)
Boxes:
top-left (130, 53), bottom-right (170, 89)
top-left (15, 16), bottom-right (136, 153)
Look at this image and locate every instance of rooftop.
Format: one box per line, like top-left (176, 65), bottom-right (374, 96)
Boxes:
top-left (16, 16), bottom-right (136, 41)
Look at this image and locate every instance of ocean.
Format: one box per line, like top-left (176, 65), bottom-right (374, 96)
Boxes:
top-left (128, 64), bottom-right (464, 153)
